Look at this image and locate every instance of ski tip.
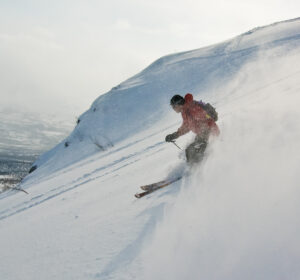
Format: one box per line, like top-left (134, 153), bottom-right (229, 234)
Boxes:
top-left (135, 193), bottom-right (141, 198)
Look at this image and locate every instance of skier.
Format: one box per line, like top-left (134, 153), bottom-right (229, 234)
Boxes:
top-left (165, 93), bottom-right (220, 164)
top-left (135, 93), bottom-right (220, 198)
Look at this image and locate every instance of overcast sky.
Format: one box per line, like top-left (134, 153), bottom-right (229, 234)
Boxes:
top-left (1, 0), bottom-right (299, 118)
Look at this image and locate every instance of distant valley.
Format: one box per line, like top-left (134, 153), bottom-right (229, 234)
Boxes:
top-left (0, 108), bottom-right (74, 192)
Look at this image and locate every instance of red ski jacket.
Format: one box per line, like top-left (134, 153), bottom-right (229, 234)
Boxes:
top-left (177, 93), bottom-right (220, 137)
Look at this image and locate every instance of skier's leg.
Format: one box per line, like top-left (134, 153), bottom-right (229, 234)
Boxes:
top-left (193, 138), bottom-right (207, 163)
top-left (185, 142), bottom-right (196, 163)
top-left (185, 135), bottom-right (208, 164)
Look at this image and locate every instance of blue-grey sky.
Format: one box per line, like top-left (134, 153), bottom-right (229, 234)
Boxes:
top-left (1, 0), bottom-right (299, 117)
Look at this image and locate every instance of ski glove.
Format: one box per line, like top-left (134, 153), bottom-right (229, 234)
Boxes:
top-left (165, 132), bottom-right (179, 142)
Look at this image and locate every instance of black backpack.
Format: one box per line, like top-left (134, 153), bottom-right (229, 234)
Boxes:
top-left (197, 101), bottom-right (218, 122)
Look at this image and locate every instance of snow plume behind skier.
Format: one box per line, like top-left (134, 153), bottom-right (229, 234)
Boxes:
top-left (165, 93), bottom-right (220, 165)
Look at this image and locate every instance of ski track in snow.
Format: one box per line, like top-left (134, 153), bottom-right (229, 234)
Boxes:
top-left (0, 138), bottom-right (166, 221)
top-left (19, 123), bottom-right (178, 189)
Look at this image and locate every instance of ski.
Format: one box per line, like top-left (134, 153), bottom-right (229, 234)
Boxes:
top-left (135, 176), bottom-right (182, 198)
top-left (140, 180), bottom-right (166, 191)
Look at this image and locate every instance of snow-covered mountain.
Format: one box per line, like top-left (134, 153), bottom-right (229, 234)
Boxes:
top-left (30, 17), bottom-right (300, 179)
top-left (1, 18), bottom-right (300, 280)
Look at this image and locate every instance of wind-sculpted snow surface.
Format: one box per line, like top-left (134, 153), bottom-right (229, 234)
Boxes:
top-left (0, 18), bottom-right (300, 280)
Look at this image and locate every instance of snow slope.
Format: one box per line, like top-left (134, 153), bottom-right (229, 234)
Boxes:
top-left (1, 18), bottom-right (300, 280)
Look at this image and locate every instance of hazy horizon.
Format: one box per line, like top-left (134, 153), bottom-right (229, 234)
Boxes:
top-left (1, 1), bottom-right (300, 119)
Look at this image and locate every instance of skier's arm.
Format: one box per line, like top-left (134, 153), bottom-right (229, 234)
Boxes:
top-left (177, 121), bottom-right (190, 136)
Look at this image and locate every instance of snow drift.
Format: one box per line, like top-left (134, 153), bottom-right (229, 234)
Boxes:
top-left (141, 49), bottom-right (300, 280)
top-left (1, 18), bottom-right (300, 280)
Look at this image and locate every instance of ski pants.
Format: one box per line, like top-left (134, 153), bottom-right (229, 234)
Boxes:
top-left (185, 134), bottom-right (208, 164)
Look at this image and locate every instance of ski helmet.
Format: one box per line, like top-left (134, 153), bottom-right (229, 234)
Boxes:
top-left (170, 95), bottom-right (185, 106)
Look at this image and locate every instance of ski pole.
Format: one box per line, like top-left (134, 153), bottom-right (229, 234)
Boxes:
top-left (171, 141), bottom-right (183, 150)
